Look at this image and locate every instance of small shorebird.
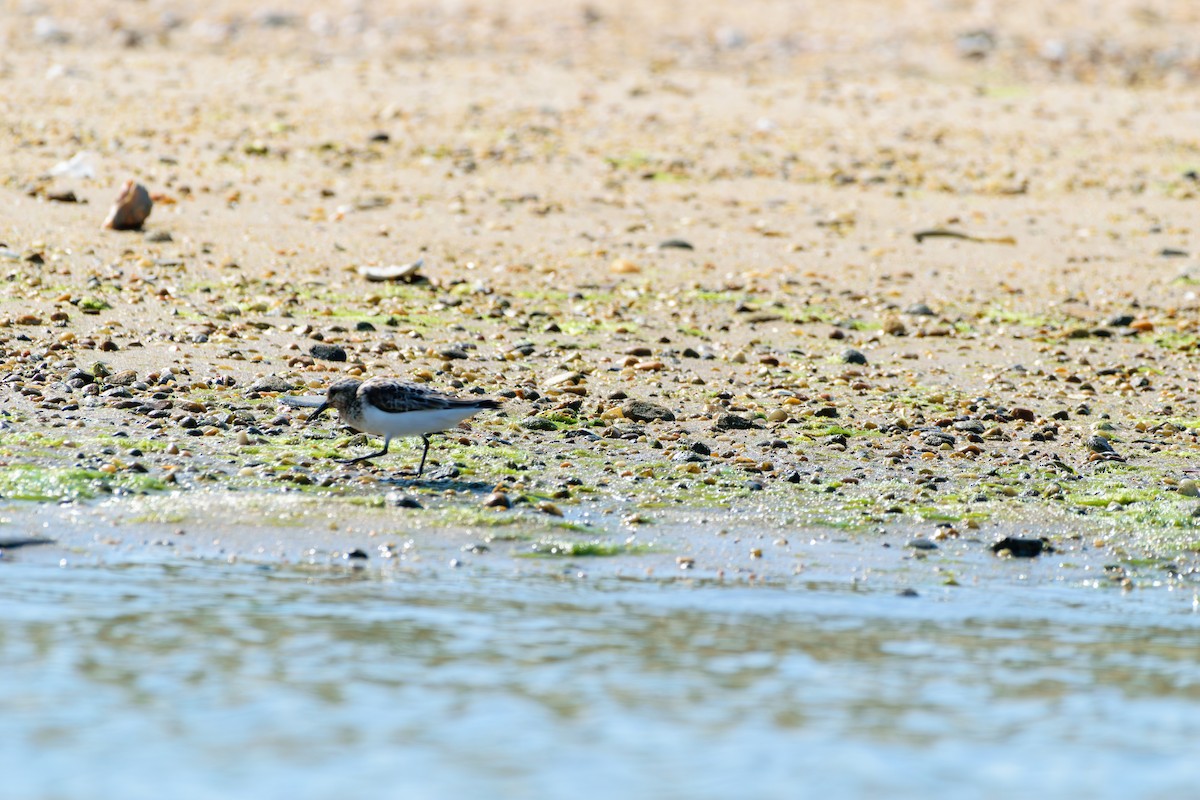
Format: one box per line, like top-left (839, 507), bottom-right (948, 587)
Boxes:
top-left (298, 377), bottom-right (500, 476)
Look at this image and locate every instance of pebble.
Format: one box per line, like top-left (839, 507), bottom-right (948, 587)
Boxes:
top-left (1178, 479), bottom-right (1199, 498)
top-left (715, 413), bottom-right (757, 431)
top-left (841, 348), bottom-right (868, 365)
top-left (906, 538), bottom-right (938, 550)
top-left (310, 343), bottom-right (347, 362)
top-left (102, 180), bottom-right (153, 231)
top-left (483, 492), bottom-right (512, 509)
top-left (991, 537), bottom-right (1050, 557)
top-left (621, 399), bottom-right (675, 422)
top-left (657, 239), bottom-right (694, 250)
top-left (248, 375), bottom-right (295, 393)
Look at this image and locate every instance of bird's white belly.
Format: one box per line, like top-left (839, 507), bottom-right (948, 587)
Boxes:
top-left (356, 405), bottom-right (480, 438)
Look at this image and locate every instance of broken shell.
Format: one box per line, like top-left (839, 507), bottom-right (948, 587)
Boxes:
top-left (102, 180), bottom-right (153, 231)
top-left (358, 258), bottom-right (424, 282)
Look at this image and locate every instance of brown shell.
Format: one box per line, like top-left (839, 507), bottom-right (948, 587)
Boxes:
top-left (102, 180), bottom-right (153, 231)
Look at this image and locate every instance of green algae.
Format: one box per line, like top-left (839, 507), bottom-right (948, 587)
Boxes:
top-left (0, 465), bottom-right (169, 502)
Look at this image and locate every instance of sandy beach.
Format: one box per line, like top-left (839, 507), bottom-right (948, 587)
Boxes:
top-left (2, 0), bottom-right (1200, 574)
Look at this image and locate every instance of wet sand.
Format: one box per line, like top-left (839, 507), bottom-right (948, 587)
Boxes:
top-left (1, 1), bottom-right (1200, 588)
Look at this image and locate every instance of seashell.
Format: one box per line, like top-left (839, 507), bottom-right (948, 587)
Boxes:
top-left (102, 180), bottom-right (153, 231)
top-left (358, 259), bottom-right (423, 282)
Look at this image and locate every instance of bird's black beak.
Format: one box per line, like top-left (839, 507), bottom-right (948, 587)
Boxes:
top-left (306, 403), bottom-right (329, 425)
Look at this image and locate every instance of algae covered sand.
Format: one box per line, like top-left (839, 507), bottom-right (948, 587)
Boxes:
top-left (1, 0), bottom-right (1200, 592)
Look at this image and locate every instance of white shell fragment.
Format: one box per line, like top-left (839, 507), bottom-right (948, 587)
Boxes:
top-left (48, 151), bottom-right (95, 179)
top-left (279, 395), bottom-right (326, 409)
top-left (102, 179), bottom-right (153, 231)
top-left (357, 258), bottom-right (423, 282)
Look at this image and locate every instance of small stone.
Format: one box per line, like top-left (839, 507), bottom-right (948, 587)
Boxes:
top-left (392, 494), bottom-right (423, 509)
top-left (991, 537), bottom-right (1050, 558)
top-left (248, 375), bottom-right (295, 393)
top-left (310, 343), bottom-right (347, 362)
top-left (841, 348), bottom-right (867, 365)
top-left (108, 370), bottom-right (138, 386)
top-left (1179, 479), bottom-right (1199, 498)
top-left (483, 492), bottom-right (512, 509)
top-left (521, 416), bottom-right (558, 431)
top-left (715, 413), bottom-right (757, 431)
top-left (905, 303), bottom-right (936, 316)
top-left (344, 548), bottom-right (369, 560)
top-left (102, 180), bottom-right (153, 231)
top-left (621, 399), bottom-right (675, 422)
top-left (689, 441), bottom-right (711, 456)
top-left (906, 538), bottom-right (938, 550)
top-left (610, 258), bottom-right (641, 274)
top-left (657, 238), bottom-right (694, 250)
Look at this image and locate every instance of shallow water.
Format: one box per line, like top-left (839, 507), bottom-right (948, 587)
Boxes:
top-left (2, 553), bottom-right (1199, 800)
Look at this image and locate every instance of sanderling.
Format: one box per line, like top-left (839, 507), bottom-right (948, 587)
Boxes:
top-left (295, 377), bottom-right (501, 476)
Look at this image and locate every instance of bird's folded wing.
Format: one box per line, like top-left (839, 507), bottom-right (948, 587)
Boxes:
top-left (279, 395), bottom-right (326, 408)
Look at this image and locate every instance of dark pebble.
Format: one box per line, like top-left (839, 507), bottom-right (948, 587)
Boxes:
top-left (658, 238), bottom-right (694, 250)
top-left (991, 537), bottom-right (1051, 557)
top-left (814, 406), bottom-right (839, 418)
top-left (905, 303), bottom-right (936, 316)
top-left (897, 588), bottom-right (920, 598)
top-left (715, 413), bottom-right (757, 430)
top-left (689, 441), bottom-right (711, 456)
top-left (745, 480), bottom-right (764, 491)
top-left (483, 492), bottom-right (512, 509)
top-left (841, 348), bottom-right (868, 365)
top-left (1107, 314), bottom-right (1135, 327)
top-left (344, 548), bottom-right (369, 560)
top-left (355, 321), bottom-right (376, 332)
top-left (393, 495), bottom-right (423, 509)
top-left (310, 343), bottom-right (347, 362)
top-left (622, 399), bottom-right (675, 422)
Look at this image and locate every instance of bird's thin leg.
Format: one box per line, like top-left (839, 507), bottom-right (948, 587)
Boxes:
top-left (336, 437), bottom-right (390, 465)
top-left (415, 434), bottom-right (431, 477)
